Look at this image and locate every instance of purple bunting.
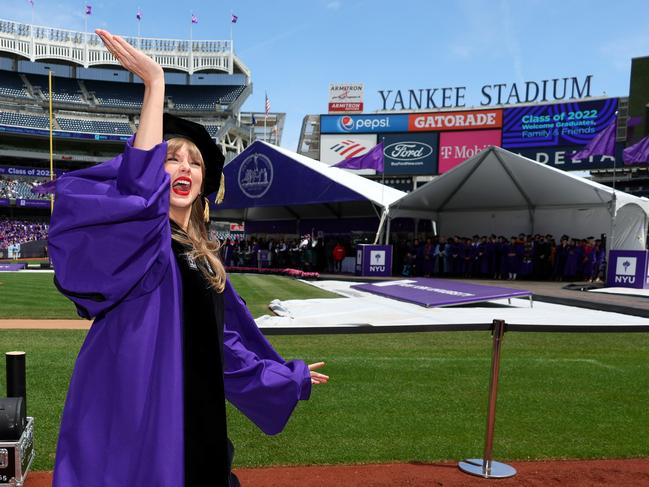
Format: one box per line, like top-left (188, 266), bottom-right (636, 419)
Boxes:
top-left (570, 121), bottom-right (616, 161)
top-left (623, 134), bottom-right (649, 165)
top-left (333, 141), bottom-right (384, 172)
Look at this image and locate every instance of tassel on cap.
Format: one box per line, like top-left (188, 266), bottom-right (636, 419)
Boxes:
top-left (215, 173), bottom-right (225, 204)
top-left (203, 197), bottom-right (210, 223)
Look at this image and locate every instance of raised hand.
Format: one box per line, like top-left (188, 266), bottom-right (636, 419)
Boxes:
top-left (95, 29), bottom-right (163, 149)
top-left (95, 29), bottom-right (163, 87)
top-left (309, 362), bottom-right (329, 385)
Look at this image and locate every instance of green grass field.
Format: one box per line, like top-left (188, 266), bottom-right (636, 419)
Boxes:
top-left (0, 330), bottom-right (647, 471)
top-left (0, 274), bottom-right (648, 471)
top-left (0, 273), bottom-right (337, 319)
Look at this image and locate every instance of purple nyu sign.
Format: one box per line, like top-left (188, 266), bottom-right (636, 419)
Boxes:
top-left (606, 250), bottom-right (649, 289)
top-left (356, 244), bottom-right (392, 277)
top-left (352, 278), bottom-right (531, 307)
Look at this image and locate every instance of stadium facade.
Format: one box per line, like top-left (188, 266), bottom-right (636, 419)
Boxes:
top-left (0, 17), bottom-right (283, 226)
top-left (299, 57), bottom-right (649, 198)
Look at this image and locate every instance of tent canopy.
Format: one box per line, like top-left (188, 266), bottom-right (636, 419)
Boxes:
top-left (388, 146), bottom-right (649, 250)
top-left (216, 141), bottom-right (405, 221)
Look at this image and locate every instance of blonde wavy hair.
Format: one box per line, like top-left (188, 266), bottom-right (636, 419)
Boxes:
top-left (167, 137), bottom-right (227, 293)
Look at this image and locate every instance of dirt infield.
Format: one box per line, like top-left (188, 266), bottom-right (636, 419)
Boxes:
top-left (0, 319), bottom-right (89, 329)
top-left (24, 459), bottom-right (649, 486)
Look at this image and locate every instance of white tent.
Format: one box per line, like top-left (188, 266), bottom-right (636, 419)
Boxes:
top-left (386, 146), bottom-right (649, 250)
top-left (217, 141), bottom-right (406, 222)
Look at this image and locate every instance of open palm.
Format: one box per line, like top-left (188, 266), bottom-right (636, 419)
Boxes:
top-left (95, 29), bottom-right (163, 86)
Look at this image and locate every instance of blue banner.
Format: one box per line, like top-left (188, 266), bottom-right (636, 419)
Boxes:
top-left (0, 124), bottom-right (131, 142)
top-left (514, 144), bottom-right (621, 170)
top-left (0, 198), bottom-right (50, 208)
top-left (502, 98), bottom-right (618, 148)
top-left (320, 114), bottom-right (409, 134)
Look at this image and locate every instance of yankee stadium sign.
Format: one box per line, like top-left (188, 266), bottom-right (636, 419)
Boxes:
top-left (378, 75), bottom-right (593, 110)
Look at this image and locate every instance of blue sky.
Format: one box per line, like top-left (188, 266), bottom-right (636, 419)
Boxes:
top-left (3, 0), bottom-right (649, 150)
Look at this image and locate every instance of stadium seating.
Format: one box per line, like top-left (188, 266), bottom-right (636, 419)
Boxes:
top-left (167, 84), bottom-right (245, 111)
top-left (0, 175), bottom-right (49, 200)
top-left (56, 116), bottom-right (132, 135)
top-left (0, 110), bottom-right (49, 129)
top-left (0, 70), bottom-right (31, 99)
top-left (204, 124), bottom-right (221, 137)
top-left (28, 74), bottom-right (87, 105)
top-left (84, 80), bottom-right (144, 109)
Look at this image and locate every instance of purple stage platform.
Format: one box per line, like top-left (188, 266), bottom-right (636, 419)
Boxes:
top-left (351, 279), bottom-right (532, 308)
top-left (0, 263), bottom-right (26, 271)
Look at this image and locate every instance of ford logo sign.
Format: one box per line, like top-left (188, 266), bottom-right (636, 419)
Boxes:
top-left (384, 142), bottom-right (433, 161)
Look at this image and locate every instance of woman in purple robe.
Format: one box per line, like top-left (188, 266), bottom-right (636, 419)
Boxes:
top-left (47, 30), bottom-right (328, 487)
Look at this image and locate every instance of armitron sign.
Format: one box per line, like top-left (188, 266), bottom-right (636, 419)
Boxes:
top-left (329, 83), bottom-right (364, 113)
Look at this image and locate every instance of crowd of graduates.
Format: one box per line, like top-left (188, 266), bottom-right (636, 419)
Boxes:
top-left (393, 233), bottom-right (607, 282)
top-left (0, 217), bottom-right (610, 283)
top-left (215, 234), bottom-right (349, 273)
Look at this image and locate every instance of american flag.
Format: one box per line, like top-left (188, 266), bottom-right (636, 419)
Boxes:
top-left (27, 0), bottom-right (34, 6)
top-left (231, 14), bottom-right (238, 23)
top-left (191, 13), bottom-right (198, 24)
top-left (136, 8), bottom-right (142, 21)
top-left (265, 93), bottom-right (270, 116)
top-left (85, 4), bottom-right (92, 15)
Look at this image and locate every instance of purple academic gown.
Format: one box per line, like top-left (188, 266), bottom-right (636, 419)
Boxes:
top-left (48, 138), bottom-right (311, 487)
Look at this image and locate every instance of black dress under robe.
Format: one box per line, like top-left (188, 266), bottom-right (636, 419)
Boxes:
top-left (171, 229), bottom-right (240, 487)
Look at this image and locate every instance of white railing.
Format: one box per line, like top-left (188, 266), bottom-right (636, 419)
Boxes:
top-left (0, 18), bottom-right (237, 75)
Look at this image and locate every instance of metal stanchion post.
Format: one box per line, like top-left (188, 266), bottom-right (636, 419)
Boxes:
top-left (458, 319), bottom-right (516, 479)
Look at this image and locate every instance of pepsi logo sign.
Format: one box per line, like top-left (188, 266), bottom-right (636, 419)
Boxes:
top-left (384, 142), bottom-right (433, 161)
top-left (338, 116), bottom-right (355, 132)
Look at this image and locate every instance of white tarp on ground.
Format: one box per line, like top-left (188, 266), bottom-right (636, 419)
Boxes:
top-left (386, 146), bottom-right (649, 250)
top-left (254, 280), bottom-right (649, 328)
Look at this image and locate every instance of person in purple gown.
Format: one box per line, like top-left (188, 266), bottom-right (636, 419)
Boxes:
top-left (553, 236), bottom-right (569, 280)
top-left (563, 238), bottom-right (580, 280)
top-left (505, 236), bottom-right (522, 280)
top-left (423, 237), bottom-right (435, 277)
top-left (46, 30), bottom-right (328, 487)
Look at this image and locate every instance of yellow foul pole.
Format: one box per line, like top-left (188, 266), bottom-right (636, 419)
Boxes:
top-left (48, 70), bottom-right (54, 213)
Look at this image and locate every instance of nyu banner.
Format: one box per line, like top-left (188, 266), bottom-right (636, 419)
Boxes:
top-left (219, 141), bottom-right (367, 209)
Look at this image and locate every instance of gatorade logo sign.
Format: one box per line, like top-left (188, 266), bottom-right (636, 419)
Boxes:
top-left (409, 109), bottom-right (502, 131)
